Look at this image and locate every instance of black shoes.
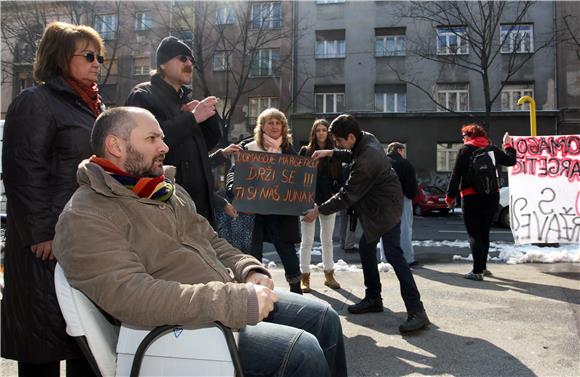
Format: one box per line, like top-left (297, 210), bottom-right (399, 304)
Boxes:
top-left (348, 297), bottom-right (384, 314)
top-left (289, 282), bottom-right (303, 295)
top-left (399, 310), bottom-right (430, 333)
top-left (343, 246), bottom-right (359, 253)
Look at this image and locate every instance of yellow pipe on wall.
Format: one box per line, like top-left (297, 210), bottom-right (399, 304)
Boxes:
top-left (516, 96), bottom-right (537, 136)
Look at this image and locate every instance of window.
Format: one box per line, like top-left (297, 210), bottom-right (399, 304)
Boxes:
top-left (315, 30), bottom-right (346, 59)
top-left (500, 24), bottom-right (534, 53)
top-left (375, 85), bottom-right (406, 112)
top-left (249, 97), bottom-right (280, 124)
top-left (135, 12), bottom-right (152, 31)
top-left (501, 84), bottom-right (534, 111)
top-left (315, 87), bottom-right (345, 113)
top-left (251, 2), bottom-right (281, 29)
top-left (133, 57), bottom-right (150, 76)
top-left (436, 83), bottom-right (469, 112)
top-left (216, 5), bottom-right (235, 25)
top-left (95, 14), bottom-right (118, 40)
top-left (316, 0), bottom-right (345, 4)
top-left (213, 51), bottom-right (231, 71)
top-left (375, 28), bottom-right (405, 57)
top-left (437, 27), bottom-right (468, 55)
top-left (436, 143), bottom-right (463, 172)
top-left (250, 48), bottom-right (280, 76)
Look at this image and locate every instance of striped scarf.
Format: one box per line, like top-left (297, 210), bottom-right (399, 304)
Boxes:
top-left (90, 156), bottom-right (174, 202)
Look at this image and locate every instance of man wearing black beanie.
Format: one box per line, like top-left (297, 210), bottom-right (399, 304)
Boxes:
top-left (126, 36), bottom-right (231, 227)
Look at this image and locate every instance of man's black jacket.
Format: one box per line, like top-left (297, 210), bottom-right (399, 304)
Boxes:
top-left (126, 74), bottom-right (223, 226)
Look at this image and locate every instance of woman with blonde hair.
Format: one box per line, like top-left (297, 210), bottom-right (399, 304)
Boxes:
top-left (2, 21), bottom-right (104, 376)
top-left (298, 119), bottom-right (343, 292)
top-left (227, 108), bottom-right (303, 294)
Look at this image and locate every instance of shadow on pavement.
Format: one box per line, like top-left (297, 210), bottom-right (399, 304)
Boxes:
top-left (344, 326), bottom-right (535, 376)
top-left (310, 289), bottom-right (535, 376)
top-left (413, 266), bottom-right (580, 305)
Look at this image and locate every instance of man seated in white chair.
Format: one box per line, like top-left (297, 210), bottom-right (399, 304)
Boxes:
top-left (53, 107), bottom-right (347, 377)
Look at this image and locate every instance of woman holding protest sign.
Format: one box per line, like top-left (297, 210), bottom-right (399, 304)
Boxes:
top-left (226, 108), bottom-right (303, 294)
top-left (298, 119), bottom-right (343, 292)
top-left (445, 123), bottom-right (516, 281)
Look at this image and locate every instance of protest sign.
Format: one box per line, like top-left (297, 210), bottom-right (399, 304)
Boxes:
top-left (508, 134), bottom-right (580, 244)
top-left (232, 150), bottom-right (318, 216)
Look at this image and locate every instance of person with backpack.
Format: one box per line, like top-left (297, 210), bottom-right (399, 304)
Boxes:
top-left (445, 123), bottom-right (516, 281)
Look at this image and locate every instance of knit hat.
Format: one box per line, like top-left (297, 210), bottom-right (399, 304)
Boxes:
top-left (155, 36), bottom-right (194, 67)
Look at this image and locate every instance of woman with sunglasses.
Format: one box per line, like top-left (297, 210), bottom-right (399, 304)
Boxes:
top-left (2, 21), bottom-right (104, 376)
top-left (445, 124), bottom-right (516, 281)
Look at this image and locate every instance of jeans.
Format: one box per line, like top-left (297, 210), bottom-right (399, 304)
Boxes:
top-left (251, 215), bottom-right (301, 283)
top-left (239, 290), bottom-right (347, 377)
top-left (400, 197), bottom-right (415, 264)
top-left (339, 210), bottom-right (357, 249)
top-left (299, 213), bottom-right (337, 272)
top-left (358, 222), bottom-right (424, 314)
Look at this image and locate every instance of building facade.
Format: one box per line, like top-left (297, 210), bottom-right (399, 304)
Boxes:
top-left (1, 1), bottom-right (578, 184)
top-left (291, 0), bottom-right (566, 184)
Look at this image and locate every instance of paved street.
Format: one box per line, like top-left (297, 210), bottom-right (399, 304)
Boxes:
top-left (1, 213), bottom-right (578, 376)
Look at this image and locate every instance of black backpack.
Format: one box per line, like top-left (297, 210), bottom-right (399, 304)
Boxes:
top-left (468, 147), bottom-right (498, 195)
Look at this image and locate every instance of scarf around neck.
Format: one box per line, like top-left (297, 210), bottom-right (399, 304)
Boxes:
top-left (90, 156), bottom-right (174, 202)
top-left (65, 77), bottom-right (102, 117)
top-left (262, 134), bottom-right (283, 153)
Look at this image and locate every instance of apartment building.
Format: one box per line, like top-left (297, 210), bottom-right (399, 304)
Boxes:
top-left (1, 1), bottom-right (578, 183)
top-left (290, 1), bottom-right (564, 184)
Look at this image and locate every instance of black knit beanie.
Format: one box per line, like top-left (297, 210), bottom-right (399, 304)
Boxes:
top-left (155, 36), bottom-right (194, 67)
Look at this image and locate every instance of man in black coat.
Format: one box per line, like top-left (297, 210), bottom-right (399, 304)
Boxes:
top-left (126, 36), bottom-right (226, 227)
top-left (303, 114), bottom-right (429, 333)
top-left (387, 142), bottom-right (418, 265)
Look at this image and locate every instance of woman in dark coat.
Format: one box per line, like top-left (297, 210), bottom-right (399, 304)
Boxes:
top-left (445, 124), bottom-right (516, 281)
top-left (1, 21), bottom-right (104, 376)
top-left (226, 108), bottom-right (302, 294)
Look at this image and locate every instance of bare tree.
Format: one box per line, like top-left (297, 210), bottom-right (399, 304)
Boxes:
top-left (389, 1), bottom-right (555, 130)
top-left (168, 1), bottom-right (305, 142)
top-left (562, 14), bottom-right (580, 61)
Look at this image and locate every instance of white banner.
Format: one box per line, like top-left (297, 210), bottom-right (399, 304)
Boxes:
top-left (508, 135), bottom-right (580, 244)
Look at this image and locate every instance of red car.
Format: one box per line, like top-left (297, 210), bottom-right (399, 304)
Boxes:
top-left (412, 185), bottom-right (449, 216)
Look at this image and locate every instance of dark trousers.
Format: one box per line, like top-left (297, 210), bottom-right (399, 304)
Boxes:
top-left (251, 216), bottom-right (301, 283)
top-left (358, 222), bottom-right (424, 314)
top-left (18, 358), bottom-right (95, 377)
top-left (463, 208), bottom-right (494, 274)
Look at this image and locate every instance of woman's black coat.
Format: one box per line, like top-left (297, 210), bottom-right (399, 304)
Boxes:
top-left (1, 77), bottom-right (100, 363)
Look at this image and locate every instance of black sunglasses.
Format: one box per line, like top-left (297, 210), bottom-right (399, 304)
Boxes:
top-left (177, 55), bottom-right (195, 64)
top-left (74, 52), bottom-right (104, 64)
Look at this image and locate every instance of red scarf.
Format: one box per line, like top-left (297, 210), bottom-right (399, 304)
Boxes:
top-left (66, 78), bottom-right (102, 116)
top-left (464, 136), bottom-right (490, 148)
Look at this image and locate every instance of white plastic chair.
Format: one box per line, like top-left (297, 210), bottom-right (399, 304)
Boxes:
top-left (54, 263), bottom-right (243, 377)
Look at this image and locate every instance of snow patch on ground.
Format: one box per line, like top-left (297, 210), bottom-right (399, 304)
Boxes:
top-left (447, 241), bottom-right (580, 264)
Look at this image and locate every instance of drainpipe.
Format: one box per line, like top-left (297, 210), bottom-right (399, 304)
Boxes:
top-left (553, 1), bottom-right (559, 135)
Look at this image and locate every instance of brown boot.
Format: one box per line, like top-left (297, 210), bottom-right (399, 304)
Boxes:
top-left (301, 273), bottom-right (312, 293)
top-left (324, 270), bottom-right (341, 289)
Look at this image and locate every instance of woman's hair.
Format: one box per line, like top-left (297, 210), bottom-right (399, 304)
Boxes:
top-left (33, 21), bottom-right (105, 83)
top-left (253, 108), bottom-right (293, 149)
top-left (461, 123), bottom-right (488, 140)
top-left (306, 119), bottom-right (334, 154)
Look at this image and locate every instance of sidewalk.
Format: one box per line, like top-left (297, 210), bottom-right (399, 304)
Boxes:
top-left (1, 261), bottom-right (578, 376)
top-left (271, 261), bottom-right (579, 377)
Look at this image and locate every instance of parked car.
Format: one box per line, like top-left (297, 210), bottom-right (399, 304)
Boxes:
top-left (494, 186), bottom-right (510, 228)
top-left (412, 184), bottom-right (449, 216)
